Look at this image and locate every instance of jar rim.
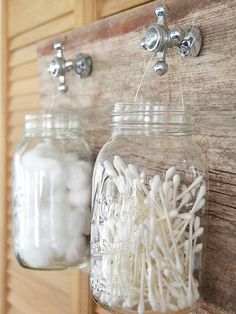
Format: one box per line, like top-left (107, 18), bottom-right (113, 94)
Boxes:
top-left (112, 103), bottom-right (196, 136)
top-left (25, 113), bottom-right (80, 130)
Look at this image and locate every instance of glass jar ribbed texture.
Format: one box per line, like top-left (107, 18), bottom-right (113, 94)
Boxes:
top-left (91, 103), bottom-right (208, 314)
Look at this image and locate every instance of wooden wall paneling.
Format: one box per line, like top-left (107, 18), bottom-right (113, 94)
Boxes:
top-left (9, 13), bottom-right (74, 51)
top-left (0, 0), bottom-right (8, 313)
top-left (100, 0), bottom-right (153, 17)
top-left (10, 43), bottom-right (37, 67)
top-left (9, 61), bottom-right (39, 82)
top-left (38, 1), bottom-right (236, 313)
top-left (74, 0), bottom-right (99, 27)
top-left (8, 0), bottom-right (74, 37)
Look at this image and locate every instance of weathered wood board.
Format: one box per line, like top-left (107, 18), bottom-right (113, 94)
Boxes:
top-left (37, 0), bottom-right (236, 313)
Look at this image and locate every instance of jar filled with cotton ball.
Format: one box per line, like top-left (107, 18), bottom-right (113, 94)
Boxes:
top-left (91, 103), bottom-right (208, 314)
top-left (13, 114), bottom-right (93, 270)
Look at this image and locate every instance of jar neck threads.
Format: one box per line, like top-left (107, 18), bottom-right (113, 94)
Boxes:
top-left (24, 113), bottom-right (81, 138)
top-left (111, 103), bottom-right (196, 136)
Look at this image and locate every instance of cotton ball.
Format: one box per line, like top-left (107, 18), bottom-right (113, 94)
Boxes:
top-left (65, 235), bottom-right (87, 263)
top-left (51, 234), bottom-right (68, 258)
top-left (68, 187), bottom-right (91, 208)
top-left (65, 153), bottom-right (78, 163)
top-left (67, 209), bottom-right (91, 238)
top-left (21, 143), bottom-right (66, 191)
top-left (66, 160), bottom-right (92, 191)
top-left (19, 244), bottom-right (53, 268)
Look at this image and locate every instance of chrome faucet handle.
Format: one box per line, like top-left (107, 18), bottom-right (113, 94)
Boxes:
top-left (141, 4), bottom-right (202, 75)
top-left (47, 41), bottom-right (92, 92)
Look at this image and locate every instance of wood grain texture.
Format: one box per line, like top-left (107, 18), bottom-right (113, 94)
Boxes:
top-left (38, 1), bottom-right (236, 313)
top-left (0, 1), bottom-right (8, 313)
top-left (10, 13), bottom-right (74, 51)
top-left (8, 0), bottom-right (74, 37)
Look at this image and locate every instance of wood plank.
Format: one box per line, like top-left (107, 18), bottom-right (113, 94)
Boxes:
top-left (10, 13), bottom-right (74, 51)
top-left (8, 127), bottom-right (24, 144)
top-left (8, 0), bottom-right (74, 37)
top-left (10, 44), bottom-right (37, 67)
top-left (8, 291), bottom-right (47, 314)
top-left (9, 77), bottom-right (39, 97)
top-left (70, 270), bottom-right (94, 314)
top-left (7, 273), bottom-right (70, 313)
top-left (7, 259), bottom-right (71, 295)
top-left (38, 1), bottom-right (236, 313)
top-left (9, 111), bottom-right (35, 128)
top-left (74, 0), bottom-right (99, 27)
top-left (9, 61), bottom-right (39, 82)
top-left (0, 1), bottom-right (8, 313)
top-left (101, 0), bottom-right (153, 17)
top-left (9, 94), bottom-right (40, 112)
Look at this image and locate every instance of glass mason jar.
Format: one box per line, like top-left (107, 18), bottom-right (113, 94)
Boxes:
top-left (13, 114), bottom-right (93, 270)
top-left (91, 104), bottom-right (208, 314)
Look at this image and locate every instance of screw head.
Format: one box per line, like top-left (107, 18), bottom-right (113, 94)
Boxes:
top-left (74, 54), bottom-right (92, 78)
top-left (179, 26), bottom-right (202, 57)
top-left (154, 60), bottom-right (168, 76)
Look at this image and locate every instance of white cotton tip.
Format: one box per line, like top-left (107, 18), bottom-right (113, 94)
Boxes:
top-left (187, 290), bottom-right (193, 307)
top-left (173, 174), bottom-right (181, 187)
top-left (190, 175), bottom-right (203, 189)
top-left (167, 303), bottom-right (179, 312)
top-left (177, 295), bottom-right (187, 310)
top-left (20, 244), bottom-right (53, 268)
top-left (163, 268), bottom-right (171, 278)
top-left (194, 216), bottom-right (201, 231)
top-left (128, 164), bottom-right (140, 179)
top-left (113, 155), bottom-right (127, 174)
top-left (104, 160), bottom-right (117, 178)
top-left (68, 187), bottom-right (91, 208)
top-left (148, 216), bottom-right (156, 244)
top-left (151, 250), bottom-right (161, 261)
top-left (155, 235), bottom-right (164, 250)
top-left (151, 175), bottom-right (161, 191)
top-left (193, 227), bottom-right (204, 239)
top-left (162, 182), bottom-right (169, 199)
top-left (178, 213), bottom-right (193, 220)
top-left (194, 243), bottom-right (203, 253)
top-left (169, 209), bottom-right (178, 218)
top-left (165, 167), bottom-right (175, 182)
top-left (137, 299), bottom-right (144, 314)
top-left (184, 240), bottom-right (190, 253)
top-left (160, 302), bottom-right (167, 313)
top-left (171, 281), bottom-right (183, 288)
top-left (196, 184), bottom-right (206, 203)
top-left (123, 298), bottom-right (139, 309)
top-left (65, 235), bottom-right (87, 263)
top-left (179, 192), bottom-right (192, 207)
top-left (176, 259), bottom-right (183, 274)
top-left (67, 160), bottom-right (92, 191)
top-left (194, 198), bottom-right (206, 212)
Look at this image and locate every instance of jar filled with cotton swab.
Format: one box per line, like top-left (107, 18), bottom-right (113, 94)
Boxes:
top-left (13, 114), bottom-right (93, 270)
top-left (90, 103), bottom-right (208, 314)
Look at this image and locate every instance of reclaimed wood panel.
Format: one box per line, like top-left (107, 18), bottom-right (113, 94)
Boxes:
top-left (8, 0), bottom-right (74, 37)
top-left (38, 0), bottom-right (236, 313)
